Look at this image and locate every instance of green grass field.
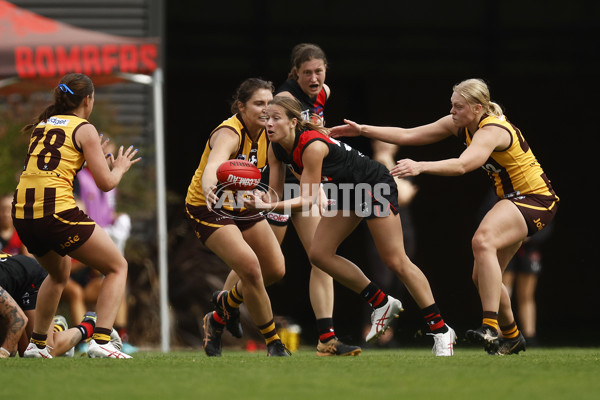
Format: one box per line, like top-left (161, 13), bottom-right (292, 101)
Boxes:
top-left (2, 347), bottom-right (599, 400)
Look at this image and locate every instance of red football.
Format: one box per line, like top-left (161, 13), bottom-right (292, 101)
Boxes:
top-left (216, 159), bottom-right (261, 190)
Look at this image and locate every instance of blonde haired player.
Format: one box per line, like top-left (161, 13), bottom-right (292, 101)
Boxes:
top-left (331, 78), bottom-right (559, 355)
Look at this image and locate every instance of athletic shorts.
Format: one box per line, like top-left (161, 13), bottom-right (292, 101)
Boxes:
top-left (12, 207), bottom-right (95, 257)
top-left (260, 167), bottom-right (296, 227)
top-left (265, 211), bottom-right (290, 227)
top-left (506, 245), bottom-right (542, 275)
top-left (0, 255), bottom-right (47, 311)
top-left (185, 203), bottom-right (265, 244)
top-left (504, 193), bottom-right (559, 236)
top-left (323, 172), bottom-right (400, 219)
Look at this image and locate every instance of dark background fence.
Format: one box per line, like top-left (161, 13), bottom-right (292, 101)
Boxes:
top-left (164, 0), bottom-right (597, 346)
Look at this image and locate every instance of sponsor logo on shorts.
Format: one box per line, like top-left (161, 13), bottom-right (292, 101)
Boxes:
top-left (533, 217), bottom-right (545, 231)
top-left (266, 212), bottom-right (290, 223)
top-left (59, 234), bottom-right (81, 250)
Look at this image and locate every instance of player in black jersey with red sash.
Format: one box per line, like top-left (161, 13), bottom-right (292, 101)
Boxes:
top-left (0, 253), bottom-right (42, 357)
top-left (331, 78), bottom-right (559, 355)
top-left (261, 44), bottom-right (360, 356)
top-left (247, 96), bottom-right (456, 356)
top-left (0, 252), bottom-right (112, 357)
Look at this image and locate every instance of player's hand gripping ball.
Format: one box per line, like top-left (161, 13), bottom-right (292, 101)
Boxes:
top-left (216, 160), bottom-right (261, 191)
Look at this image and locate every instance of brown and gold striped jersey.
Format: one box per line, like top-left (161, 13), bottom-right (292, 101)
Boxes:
top-left (185, 114), bottom-right (268, 207)
top-left (459, 115), bottom-right (558, 200)
top-left (13, 115), bottom-right (89, 219)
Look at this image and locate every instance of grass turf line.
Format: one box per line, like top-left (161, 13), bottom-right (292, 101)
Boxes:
top-left (2, 347), bottom-right (599, 399)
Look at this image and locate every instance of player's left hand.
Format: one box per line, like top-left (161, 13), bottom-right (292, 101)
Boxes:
top-left (391, 159), bottom-right (421, 178)
top-left (243, 190), bottom-right (271, 210)
top-left (329, 119), bottom-right (362, 138)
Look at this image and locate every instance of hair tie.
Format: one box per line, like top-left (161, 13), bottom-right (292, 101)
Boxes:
top-left (58, 83), bottom-right (74, 94)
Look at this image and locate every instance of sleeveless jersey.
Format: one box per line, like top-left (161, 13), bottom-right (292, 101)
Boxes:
top-left (13, 115), bottom-right (89, 219)
top-left (265, 79), bottom-right (329, 188)
top-left (458, 115), bottom-right (558, 200)
top-left (186, 114), bottom-right (268, 207)
top-left (276, 79), bottom-right (328, 125)
top-left (272, 129), bottom-right (385, 185)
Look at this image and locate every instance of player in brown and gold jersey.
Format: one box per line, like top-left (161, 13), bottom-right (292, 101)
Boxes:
top-left (330, 78), bottom-right (559, 356)
top-left (12, 73), bottom-right (140, 359)
top-left (185, 78), bottom-right (289, 357)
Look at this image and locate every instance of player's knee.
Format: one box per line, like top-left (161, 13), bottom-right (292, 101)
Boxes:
top-left (103, 256), bottom-right (128, 277)
top-left (471, 230), bottom-right (493, 256)
top-left (307, 246), bottom-right (333, 271)
top-left (49, 271), bottom-right (70, 287)
top-left (263, 263), bottom-right (285, 286)
top-left (381, 253), bottom-right (412, 275)
top-left (237, 262), bottom-right (263, 287)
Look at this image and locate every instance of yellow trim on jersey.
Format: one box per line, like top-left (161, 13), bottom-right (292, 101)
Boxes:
top-left (14, 115), bottom-right (89, 219)
top-left (467, 115), bottom-right (557, 200)
top-left (185, 114), bottom-right (268, 207)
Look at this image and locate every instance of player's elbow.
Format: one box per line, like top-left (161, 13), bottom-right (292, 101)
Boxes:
top-left (454, 164), bottom-right (469, 176)
top-left (95, 178), bottom-right (117, 192)
top-left (96, 183), bottom-right (113, 192)
top-left (451, 158), bottom-right (475, 176)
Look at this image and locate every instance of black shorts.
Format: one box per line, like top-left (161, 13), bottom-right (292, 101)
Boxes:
top-left (0, 254), bottom-right (47, 311)
top-left (185, 203), bottom-right (265, 244)
top-left (506, 245), bottom-right (542, 275)
top-left (261, 167), bottom-right (297, 227)
top-left (505, 193), bottom-right (559, 236)
top-left (322, 173), bottom-right (400, 219)
top-left (265, 211), bottom-right (291, 227)
top-left (13, 207), bottom-right (96, 257)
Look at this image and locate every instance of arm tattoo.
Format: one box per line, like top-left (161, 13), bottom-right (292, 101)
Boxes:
top-left (0, 287), bottom-right (26, 335)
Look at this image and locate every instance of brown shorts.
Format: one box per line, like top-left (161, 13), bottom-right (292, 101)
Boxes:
top-left (506, 193), bottom-right (559, 236)
top-left (13, 207), bottom-right (96, 256)
top-left (185, 203), bottom-right (265, 244)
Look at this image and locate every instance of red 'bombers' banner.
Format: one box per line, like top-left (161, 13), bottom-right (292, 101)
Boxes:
top-left (0, 0), bottom-right (159, 80)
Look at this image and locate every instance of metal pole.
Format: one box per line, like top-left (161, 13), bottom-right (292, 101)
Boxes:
top-left (152, 68), bottom-right (170, 352)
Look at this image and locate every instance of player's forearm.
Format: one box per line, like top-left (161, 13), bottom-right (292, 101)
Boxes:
top-left (360, 125), bottom-right (409, 145)
top-left (420, 159), bottom-right (468, 176)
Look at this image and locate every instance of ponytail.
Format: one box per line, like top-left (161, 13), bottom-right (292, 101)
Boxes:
top-left (453, 78), bottom-right (503, 118)
top-left (269, 96), bottom-right (329, 136)
top-left (21, 73), bottom-right (94, 134)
